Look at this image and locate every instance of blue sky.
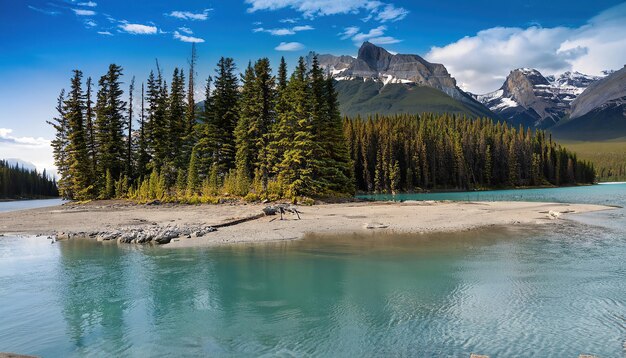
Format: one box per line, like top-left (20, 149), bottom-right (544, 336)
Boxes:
top-left (1, 0), bottom-right (626, 172)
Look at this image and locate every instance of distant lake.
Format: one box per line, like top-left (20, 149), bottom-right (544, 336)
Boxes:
top-left (0, 186), bottom-right (625, 356)
top-left (0, 198), bottom-right (64, 213)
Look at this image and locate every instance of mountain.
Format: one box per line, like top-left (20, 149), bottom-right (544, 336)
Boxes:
top-left (309, 42), bottom-right (496, 119)
top-left (472, 69), bottom-right (602, 128)
top-left (552, 66), bottom-right (626, 140)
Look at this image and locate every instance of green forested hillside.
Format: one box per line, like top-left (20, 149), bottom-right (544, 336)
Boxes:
top-left (345, 114), bottom-right (595, 192)
top-left (335, 80), bottom-right (495, 119)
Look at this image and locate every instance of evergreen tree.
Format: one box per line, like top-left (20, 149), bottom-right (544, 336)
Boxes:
top-left (234, 62), bottom-right (256, 180)
top-left (136, 82), bottom-right (150, 180)
top-left (85, 77), bottom-right (97, 176)
top-left (276, 57), bottom-right (320, 198)
top-left (64, 70), bottom-right (92, 199)
top-left (168, 67), bottom-right (187, 170)
top-left (126, 76), bottom-right (135, 180)
top-left (95, 64), bottom-right (126, 195)
top-left (47, 89), bottom-right (71, 198)
top-left (211, 57), bottom-right (240, 177)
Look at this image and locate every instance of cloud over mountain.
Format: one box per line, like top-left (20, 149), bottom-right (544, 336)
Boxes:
top-left (426, 2), bottom-right (626, 93)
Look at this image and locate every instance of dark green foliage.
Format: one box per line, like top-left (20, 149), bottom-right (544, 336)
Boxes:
top-left (345, 114), bottom-right (596, 193)
top-left (95, 64), bottom-right (126, 193)
top-left (47, 89), bottom-right (70, 198)
top-left (0, 160), bottom-right (58, 199)
top-left (211, 57), bottom-right (240, 178)
top-left (65, 70), bottom-right (93, 200)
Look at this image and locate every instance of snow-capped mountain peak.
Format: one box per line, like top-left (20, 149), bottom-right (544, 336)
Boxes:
top-left (472, 68), bottom-right (605, 128)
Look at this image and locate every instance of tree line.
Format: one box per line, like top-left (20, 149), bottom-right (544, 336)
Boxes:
top-left (49, 46), bottom-right (353, 202)
top-left (344, 114), bottom-right (595, 192)
top-left (0, 160), bottom-right (58, 199)
top-left (49, 46), bottom-right (595, 202)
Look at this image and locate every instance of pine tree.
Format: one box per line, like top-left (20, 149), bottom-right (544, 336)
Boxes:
top-left (95, 64), bottom-right (126, 194)
top-left (234, 62), bottom-right (256, 180)
top-left (85, 77), bottom-right (97, 176)
top-left (47, 89), bottom-right (71, 198)
top-left (276, 57), bottom-right (319, 198)
top-left (168, 67), bottom-right (187, 170)
top-left (126, 76), bottom-right (135, 180)
top-left (193, 77), bottom-right (218, 182)
top-left (65, 70), bottom-right (93, 200)
top-left (211, 57), bottom-right (240, 177)
top-left (137, 82), bottom-right (150, 180)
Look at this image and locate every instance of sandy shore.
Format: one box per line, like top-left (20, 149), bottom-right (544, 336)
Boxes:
top-left (0, 200), bottom-right (615, 247)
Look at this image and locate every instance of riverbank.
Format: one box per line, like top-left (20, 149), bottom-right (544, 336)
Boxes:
top-left (0, 199), bottom-right (614, 247)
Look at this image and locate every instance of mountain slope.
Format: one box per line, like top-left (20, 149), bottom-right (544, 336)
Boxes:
top-left (473, 69), bottom-right (601, 128)
top-left (311, 42), bottom-right (496, 119)
top-left (552, 66), bottom-right (626, 140)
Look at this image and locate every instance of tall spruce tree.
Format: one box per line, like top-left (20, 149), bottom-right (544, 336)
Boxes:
top-left (65, 70), bottom-right (92, 199)
top-left (211, 57), bottom-right (240, 177)
top-left (276, 57), bottom-right (320, 198)
top-left (47, 89), bottom-right (71, 198)
top-left (85, 77), bottom-right (97, 176)
top-left (126, 76), bottom-right (135, 180)
top-left (137, 82), bottom-right (150, 179)
top-left (168, 67), bottom-right (187, 171)
top-left (234, 62), bottom-right (256, 180)
top-left (192, 77), bottom-right (217, 182)
top-left (95, 64), bottom-right (126, 197)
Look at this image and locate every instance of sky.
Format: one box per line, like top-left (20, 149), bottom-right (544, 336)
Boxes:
top-left (1, 0), bottom-right (626, 174)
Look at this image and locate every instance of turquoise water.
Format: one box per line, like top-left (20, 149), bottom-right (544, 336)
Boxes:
top-left (1, 186), bottom-right (625, 357)
top-left (358, 183), bottom-right (626, 205)
top-left (0, 198), bottom-right (64, 213)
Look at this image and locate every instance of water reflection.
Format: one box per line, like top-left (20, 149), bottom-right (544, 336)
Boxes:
top-left (0, 221), bottom-right (621, 356)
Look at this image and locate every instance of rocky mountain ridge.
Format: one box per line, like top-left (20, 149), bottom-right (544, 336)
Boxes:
top-left (309, 42), bottom-right (494, 118)
top-left (472, 69), bottom-right (603, 128)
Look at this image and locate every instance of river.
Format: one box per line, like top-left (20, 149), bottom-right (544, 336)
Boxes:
top-left (0, 186), bottom-right (624, 356)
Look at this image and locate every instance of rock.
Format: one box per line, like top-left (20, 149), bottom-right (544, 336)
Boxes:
top-left (146, 200), bottom-right (161, 206)
top-left (548, 210), bottom-right (562, 219)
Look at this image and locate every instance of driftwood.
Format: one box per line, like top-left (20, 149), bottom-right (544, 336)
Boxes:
top-left (263, 204), bottom-right (301, 220)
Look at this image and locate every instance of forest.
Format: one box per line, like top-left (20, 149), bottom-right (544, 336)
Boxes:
top-left (345, 115), bottom-right (595, 193)
top-left (48, 46), bottom-right (595, 202)
top-left (0, 160), bottom-right (58, 199)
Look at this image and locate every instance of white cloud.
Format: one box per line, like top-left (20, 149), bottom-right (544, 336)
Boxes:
top-left (77, 1), bottom-right (97, 7)
top-left (27, 5), bottom-right (60, 16)
top-left (84, 19), bottom-right (97, 28)
top-left (340, 26), bottom-right (360, 39)
top-left (118, 22), bottom-right (158, 35)
top-left (167, 9), bottom-right (212, 21)
top-left (426, 2), bottom-right (626, 93)
top-left (375, 4), bottom-right (407, 22)
top-left (178, 27), bottom-right (193, 35)
top-left (275, 41), bottom-right (305, 51)
top-left (245, 0), bottom-right (408, 22)
top-left (174, 31), bottom-right (205, 43)
top-left (254, 24), bottom-right (314, 36)
top-left (280, 18), bottom-right (299, 23)
top-left (340, 25), bottom-right (401, 46)
top-left (0, 128), bottom-right (54, 174)
top-left (97, 31), bottom-right (113, 36)
top-left (72, 8), bottom-right (96, 16)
